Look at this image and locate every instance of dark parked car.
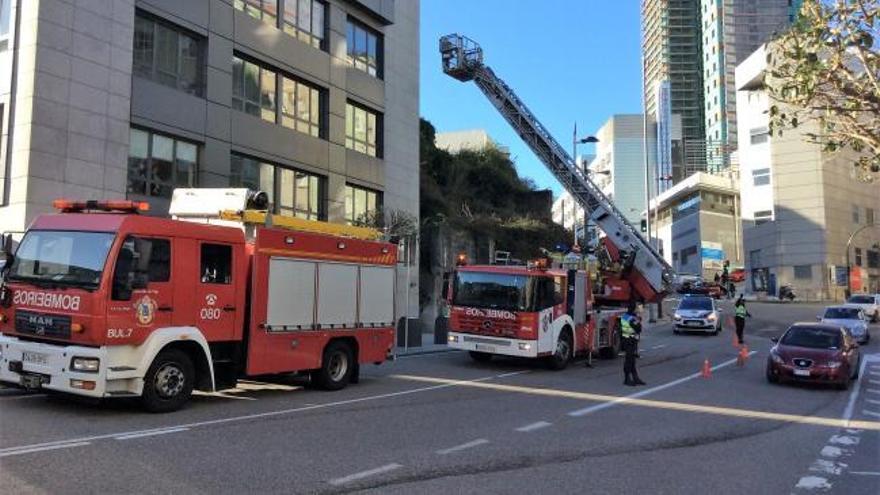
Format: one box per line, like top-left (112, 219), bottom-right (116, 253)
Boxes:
top-left (766, 323), bottom-right (860, 389)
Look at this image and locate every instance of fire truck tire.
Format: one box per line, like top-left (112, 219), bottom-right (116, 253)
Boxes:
top-left (548, 329), bottom-right (573, 370)
top-left (469, 351), bottom-right (493, 363)
top-left (141, 348), bottom-right (195, 413)
top-left (312, 341), bottom-right (353, 391)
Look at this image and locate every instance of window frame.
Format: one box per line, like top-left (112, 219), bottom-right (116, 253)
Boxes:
top-left (200, 243), bottom-right (233, 285)
top-left (231, 152), bottom-right (326, 221)
top-left (235, 0), bottom-right (327, 50)
top-left (346, 17), bottom-right (383, 78)
top-left (345, 101), bottom-right (382, 157)
top-left (112, 236), bottom-right (172, 301)
top-left (752, 167), bottom-right (770, 186)
top-left (344, 183), bottom-right (382, 225)
top-left (793, 264), bottom-right (812, 280)
top-left (133, 10), bottom-right (206, 97)
top-left (233, 53), bottom-right (326, 138)
top-left (128, 127), bottom-right (199, 199)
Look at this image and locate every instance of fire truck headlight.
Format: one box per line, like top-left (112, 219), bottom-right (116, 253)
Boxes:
top-left (448, 335), bottom-right (459, 343)
top-left (518, 343), bottom-right (531, 351)
top-left (71, 357), bottom-right (100, 373)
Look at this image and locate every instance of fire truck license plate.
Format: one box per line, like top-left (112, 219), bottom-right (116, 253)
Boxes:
top-left (475, 344), bottom-right (496, 353)
top-left (22, 351), bottom-right (48, 366)
top-left (19, 373), bottom-right (46, 389)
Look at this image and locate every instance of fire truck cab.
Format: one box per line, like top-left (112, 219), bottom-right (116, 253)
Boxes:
top-left (0, 190), bottom-right (397, 412)
top-left (446, 259), bottom-right (623, 369)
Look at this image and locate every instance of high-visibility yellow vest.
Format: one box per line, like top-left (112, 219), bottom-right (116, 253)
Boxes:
top-left (735, 304), bottom-right (747, 318)
top-left (620, 313), bottom-right (636, 338)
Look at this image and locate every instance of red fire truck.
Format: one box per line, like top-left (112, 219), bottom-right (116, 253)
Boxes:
top-left (446, 258), bottom-right (623, 369)
top-left (0, 189), bottom-right (397, 412)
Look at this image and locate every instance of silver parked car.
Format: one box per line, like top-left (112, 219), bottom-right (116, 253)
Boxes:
top-left (673, 295), bottom-right (722, 335)
top-left (819, 305), bottom-right (870, 344)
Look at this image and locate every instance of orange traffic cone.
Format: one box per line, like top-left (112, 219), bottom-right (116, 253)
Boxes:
top-left (701, 358), bottom-right (712, 378)
top-left (737, 345), bottom-right (750, 367)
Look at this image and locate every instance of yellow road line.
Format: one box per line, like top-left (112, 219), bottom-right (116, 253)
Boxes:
top-left (390, 374), bottom-right (880, 431)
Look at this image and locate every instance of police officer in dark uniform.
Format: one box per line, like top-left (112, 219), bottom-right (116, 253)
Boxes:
top-left (620, 302), bottom-right (645, 386)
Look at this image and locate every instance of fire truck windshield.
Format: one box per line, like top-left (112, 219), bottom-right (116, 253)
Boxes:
top-left (8, 231), bottom-right (115, 289)
top-left (452, 272), bottom-right (533, 312)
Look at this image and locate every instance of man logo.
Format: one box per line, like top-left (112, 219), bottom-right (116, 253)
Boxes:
top-left (205, 294), bottom-right (218, 306)
top-left (482, 320), bottom-right (493, 329)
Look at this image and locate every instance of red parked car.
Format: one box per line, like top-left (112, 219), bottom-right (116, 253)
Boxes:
top-left (766, 323), bottom-right (861, 389)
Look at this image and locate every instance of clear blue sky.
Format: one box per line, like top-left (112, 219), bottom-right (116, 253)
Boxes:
top-left (419, 0), bottom-right (644, 196)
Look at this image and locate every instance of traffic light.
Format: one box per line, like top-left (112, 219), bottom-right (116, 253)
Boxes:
top-left (640, 219), bottom-right (647, 233)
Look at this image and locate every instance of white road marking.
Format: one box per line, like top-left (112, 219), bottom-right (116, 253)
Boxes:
top-left (861, 409), bottom-right (880, 419)
top-left (0, 442), bottom-right (91, 458)
top-left (114, 428), bottom-right (189, 441)
top-left (819, 446), bottom-right (846, 458)
top-left (436, 439), bottom-right (489, 455)
top-left (515, 421), bottom-right (552, 432)
top-left (0, 370), bottom-right (527, 456)
top-left (495, 371), bottom-right (530, 378)
top-left (795, 476), bottom-right (831, 490)
top-left (829, 435), bottom-right (859, 446)
top-left (869, 379), bottom-right (880, 386)
top-left (328, 463), bottom-right (402, 486)
top-left (843, 357), bottom-right (871, 427)
top-left (868, 371), bottom-right (880, 377)
top-left (809, 459), bottom-right (848, 476)
top-left (651, 344), bottom-right (667, 350)
top-left (850, 471), bottom-right (880, 476)
top-left (866, 398), bottom-right (880, 406)
top-left (868, 389), bottom-right (880, 395)
top-left (568, 352), bottom-right (756, 417)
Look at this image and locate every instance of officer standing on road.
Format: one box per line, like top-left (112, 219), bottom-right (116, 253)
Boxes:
top-left (734, 295), bottom-right (752, 345)
top-left (621, 302), bottom-right (645, 386)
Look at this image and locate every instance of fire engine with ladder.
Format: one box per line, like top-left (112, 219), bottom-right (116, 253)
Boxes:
top-left (0, 189), bottom-right (397, 412)
top-left (439, 34), bottom-right (675, 367)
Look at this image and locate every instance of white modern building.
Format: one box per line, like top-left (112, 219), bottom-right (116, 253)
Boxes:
top-left (434, 128), bottom-right (509, 155)
top-left (736, 44), bottom-right (880, 299)
top-left (589, 114), bottom-right (653, 226)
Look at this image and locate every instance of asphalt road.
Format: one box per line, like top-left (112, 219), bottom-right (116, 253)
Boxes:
top-left (1, 301), bottom-right (878, 494)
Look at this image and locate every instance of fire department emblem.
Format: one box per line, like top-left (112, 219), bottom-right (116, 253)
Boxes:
top-left (134, 295), bottom-right (157, 326)
top-left (205, 294), bottom-right (217, 306)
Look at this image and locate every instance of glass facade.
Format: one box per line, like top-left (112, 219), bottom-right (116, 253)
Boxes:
top-left (346, 19), bottom-right (381, 77)
top-left (235, 0), bottom-right (325, 49)
top-left (230, 153), bottom-right (325, 220)
top-left (128, 128), bottom-right (198, 198)
top-left (345, 102), bottom-right (380, 157)
top-left (345, 184), bottom-right (381, 224)
top-left (233, 55), bottom-right (323, 137)
top-left (133, 12), bottom-right (204, 96)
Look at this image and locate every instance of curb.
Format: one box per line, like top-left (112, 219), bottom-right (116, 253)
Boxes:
top-left (394, 347), bottom-right (459, 357)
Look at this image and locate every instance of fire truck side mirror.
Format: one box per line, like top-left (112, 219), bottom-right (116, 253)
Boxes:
top-left (1, 233), bottom-right (13, 267)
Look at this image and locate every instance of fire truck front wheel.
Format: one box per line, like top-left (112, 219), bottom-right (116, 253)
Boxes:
top-left (312, 341), bottom-right (354, 391)
top-left (548, 328), bottom-right (573, 370)
top-left (141, 348), bottom-right (195, 413)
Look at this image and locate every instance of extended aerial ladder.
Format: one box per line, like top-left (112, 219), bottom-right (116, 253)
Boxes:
top-left (439, 34), bottom-right (674, 302)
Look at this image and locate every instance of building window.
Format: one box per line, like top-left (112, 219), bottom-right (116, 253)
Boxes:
top-left (234, 0), bottom-right (326, 50)
top-left (279, 168), bottom-right (324, 220)
top-left (345, 102), bottom-right (381, 157)
top-left (794, 264), bottom-right (812, 280)
top-left (0, 0), bottom-right (10, 41)
top-left (282, 0), bottom-right (325, 49)
top-left (230, 153), bottom-right (275, 209)
top-left (754, 210), bottom-right (772, 225)
top-left (128, 128), bottom-right (198, 198)
top-left (749, 126), bottom-right (769, 145)
top-left (853, 204), bottom-right (860, 224)
top-left (235, 0), bottom-right (278, 25)
top-left (867, 250), bottom-right (880, 269)
top-left (867, 208), bottom-right (875, 225)
top-left (855, 247), bottom-right (863, 267)
top-left (749, 249), bottom-right (762, 268)
top-left (232, 56), bottom-right (276, 122)
top-left (133, 12), bottom-right (205, 96)
top-left (346, 18), bottom-right (382, 77)
top-left (281, 76), bottom-right (320, 137)
top-left (752, 168), bottom-right (770, 186)
top-left (345, 184), bottom-right (382, 224)
top-left (233, 54), bottom-right (325, 137)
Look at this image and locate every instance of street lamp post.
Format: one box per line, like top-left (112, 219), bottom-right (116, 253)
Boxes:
top-left (571, 122), bottom-right (597, 247)
top-left (845, 223), bottom-right (880, 298)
